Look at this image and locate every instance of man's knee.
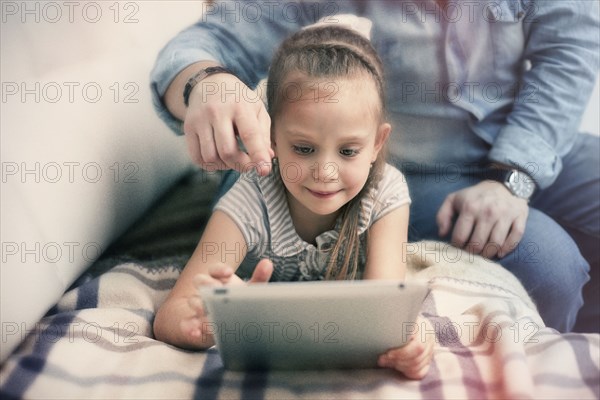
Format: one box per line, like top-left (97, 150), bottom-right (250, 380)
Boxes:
top-left (502, 211), bottom-right (589, 287)
top-left (499, 210), bottom-right (589, 331)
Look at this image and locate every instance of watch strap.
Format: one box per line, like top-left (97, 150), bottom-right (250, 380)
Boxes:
top-left (481, 167), bottom-right (512, 183)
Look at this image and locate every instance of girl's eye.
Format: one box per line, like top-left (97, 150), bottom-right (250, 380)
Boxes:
top-left (340, 148), bottom-right (359, 157)
top-left (293, 145), bottom-right (314, 155)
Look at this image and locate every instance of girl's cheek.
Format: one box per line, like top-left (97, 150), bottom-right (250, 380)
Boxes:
top-left (280, 160), bottom-right (310, 183)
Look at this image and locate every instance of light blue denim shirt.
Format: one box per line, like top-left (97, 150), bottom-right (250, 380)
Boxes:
top-left (150, 0), bottom-right (599, 189)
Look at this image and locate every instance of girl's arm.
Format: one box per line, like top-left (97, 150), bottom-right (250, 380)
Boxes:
top-left (364, 204), bottom-right (434, 379)
top-left (171, 210), bottom-right (248, 296)
top-left (363, 204), bottom-right (409, 280)
top-left (153, 210), bottom-right (255, 349)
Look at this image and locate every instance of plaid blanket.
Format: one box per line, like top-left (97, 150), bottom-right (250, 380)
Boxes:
top-left (1, 241), bottom-right (598, 400)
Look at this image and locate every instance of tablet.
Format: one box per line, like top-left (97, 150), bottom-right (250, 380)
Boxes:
top-left (199, 280), bottom-right (429, 371)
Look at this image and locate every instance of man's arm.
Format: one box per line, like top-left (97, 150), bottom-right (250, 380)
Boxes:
top-left (163, 61), bottom-right (220, 122)
top-left (438, 0), bottom-right (599, 257)
top-left (149, 1), bottom-right (343, 172)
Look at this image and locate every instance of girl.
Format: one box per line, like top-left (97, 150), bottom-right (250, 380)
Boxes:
top-left (154, 25), bottom-right (434, 380)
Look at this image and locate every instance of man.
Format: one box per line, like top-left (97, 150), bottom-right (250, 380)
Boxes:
top-left (151, 0), bottom-right (599, 332)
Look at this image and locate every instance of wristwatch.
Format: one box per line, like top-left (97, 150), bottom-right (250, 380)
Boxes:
top-left (492, 168), bottom-right (536, 201)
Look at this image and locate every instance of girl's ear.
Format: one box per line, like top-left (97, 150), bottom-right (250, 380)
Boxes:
top-left (271, 126), bottom-right (277, 155)
top-left (372, 122), bottom-right (391, 162)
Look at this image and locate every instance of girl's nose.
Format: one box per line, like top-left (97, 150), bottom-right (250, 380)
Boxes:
top-left (311, 159), bottom-right (339, 183)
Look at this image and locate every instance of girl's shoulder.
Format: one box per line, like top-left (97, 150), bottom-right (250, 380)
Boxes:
top-left (376, 163), bottom-right (409, 196)
top-left (381, 163), bottom-right (406, 178)
top-left (227, 165), bottom-right (283, 198)
top-left (215, 165), bottom-right (288, 222)
top-left (356, 163), bottom-right (410, 233)
top-left (212, 167), bottom-right (286, 250)
top-left (369, 163), bottom-right (411, 210)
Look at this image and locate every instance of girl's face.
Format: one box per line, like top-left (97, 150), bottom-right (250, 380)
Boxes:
top-left (273, 76), bottom-right (390, 221)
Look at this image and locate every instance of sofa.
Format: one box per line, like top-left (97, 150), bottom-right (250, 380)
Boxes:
top-left (0, 1), bottom-right (207, 361)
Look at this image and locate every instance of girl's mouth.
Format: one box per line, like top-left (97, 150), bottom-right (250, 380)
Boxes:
top-left (307, 189), bottom-right (340, 199)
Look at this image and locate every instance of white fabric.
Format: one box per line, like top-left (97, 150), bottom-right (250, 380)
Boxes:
top-left (303, 14), bottom-right (373, 40)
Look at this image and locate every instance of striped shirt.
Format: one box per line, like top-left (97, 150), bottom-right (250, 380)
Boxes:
top-left (214, 163), bottom-right (410, 281)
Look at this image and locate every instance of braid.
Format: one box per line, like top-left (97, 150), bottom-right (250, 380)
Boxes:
top-left (268, 26), bottom-right (385, 118)
top-left (296, 42), bottom-right (384, 97)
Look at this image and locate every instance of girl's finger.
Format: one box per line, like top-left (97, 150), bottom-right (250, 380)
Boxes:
top-left (193, 273), bottom-right (223, 287)
top-left (187, 296), bottom-right (205, 315)
top-left (180, 317), bottom-right (202, 338)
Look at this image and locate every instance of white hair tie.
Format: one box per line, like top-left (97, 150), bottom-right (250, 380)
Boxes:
top-left (303, 14), bottom-right (373, 41)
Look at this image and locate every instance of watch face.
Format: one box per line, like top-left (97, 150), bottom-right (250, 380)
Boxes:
top-left (507, 170), bottom-right (535, 199)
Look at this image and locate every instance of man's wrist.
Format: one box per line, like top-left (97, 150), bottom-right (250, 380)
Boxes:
top-left (183, 66), bottom-right (236, 107)
top-left (485, 163), bottom-right (536, 200)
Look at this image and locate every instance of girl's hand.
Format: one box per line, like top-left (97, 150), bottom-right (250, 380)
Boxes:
top-left (153, 294), bottom-right (215, 349)
top-left (194, 259), bottom-right (274, 287)
top-left (179, 259), bottom-right (274, 344)
top-left (377, 316), bottom-right (435, 380)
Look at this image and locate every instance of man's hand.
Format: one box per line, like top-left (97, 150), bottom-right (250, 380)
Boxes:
top-left (164, 62), bottom-right (273, 176)
top-left (184, 73), bottom-right (273, 176)
top-left (436, 180), bottom-right (529, 259)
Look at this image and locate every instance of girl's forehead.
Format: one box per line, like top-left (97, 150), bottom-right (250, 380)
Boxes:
top-left (280, 74), bottom-right (379, 103)
top-left (276, 95), bottom-right (380, 136)
top-left (276, 75), bottom-right (382, 120)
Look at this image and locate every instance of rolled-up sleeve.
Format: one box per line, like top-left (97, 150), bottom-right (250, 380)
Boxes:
top-left (149, 1), bottom-right (328, 135)
top-left (488, 0), bottom-right (600, 189)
